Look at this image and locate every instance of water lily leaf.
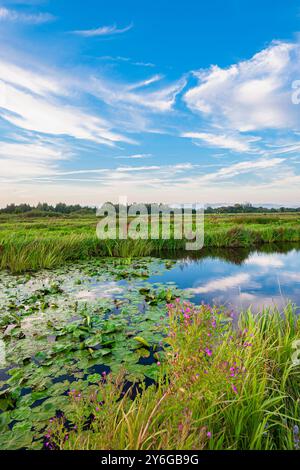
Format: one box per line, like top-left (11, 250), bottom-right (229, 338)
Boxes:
top-left (135, 348), bottom-right (150, 358)
top-left (133, 336), bottom-right (150, 349)
top-left (12, 421), bottom-right (32, 433)
top-left (11, 406), bottom-right (32, 421)
top-left (87, 373), bottom-right (102, 383)
top-left (0, 430), bottom-right (33, 450)
top-left (84, 335), bottom-right (102, 348)
top-left (95, 348), bottom-right (112, 357)
top-left (0, 392), bottom-right (15, 411)
top-left (27, 440), bottom-right (43, 450)
top-left (101, 339), bottom-right (115, 348)
top-left (0, 411), bottom-right (11, 433)
top-left (31, 390), bottom-right (50, 402)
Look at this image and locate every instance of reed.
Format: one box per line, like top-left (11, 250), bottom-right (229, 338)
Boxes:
top-left (1, 213), bottom-right (300, 272)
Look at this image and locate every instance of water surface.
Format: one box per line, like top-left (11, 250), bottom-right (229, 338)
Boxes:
top-left (1, 243), bottom-right (300, 449)
top-left (149, 244), bottom-right (300, 312)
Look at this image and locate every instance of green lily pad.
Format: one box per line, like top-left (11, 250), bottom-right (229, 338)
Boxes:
top-left (133, 336), bottom-right (151, 349)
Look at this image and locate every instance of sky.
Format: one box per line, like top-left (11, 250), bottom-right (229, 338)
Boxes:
top-left (1, 0), bottom-right (300, 207)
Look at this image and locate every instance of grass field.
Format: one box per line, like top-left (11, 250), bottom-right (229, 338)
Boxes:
top-left (0, 212), bottom-right (300, 272)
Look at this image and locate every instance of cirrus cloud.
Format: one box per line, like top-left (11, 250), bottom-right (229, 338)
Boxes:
top-left (72, 23), bottom-right (133, 37)
top-left (182, 131), bottom-right (259, 153)
top-left (0, 7), bottom-right (55, 24)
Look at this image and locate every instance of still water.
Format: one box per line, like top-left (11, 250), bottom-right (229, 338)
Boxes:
top-left (149, 244), bottom-right (300, 312)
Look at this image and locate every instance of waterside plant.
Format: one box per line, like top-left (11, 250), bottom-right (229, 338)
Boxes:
top-left (1, 212), bottom-right (300, 273)
top-left (45, 301), bottom-right (300, 450)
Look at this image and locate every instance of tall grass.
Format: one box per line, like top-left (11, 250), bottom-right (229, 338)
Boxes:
top-left (0, 234), bottom-right (99, 272)
top-left (0, 236), bottom-right (187, 272)
top-left (1, 213), bottom-right (300, 272)
top-left (46, 302), bottom-right (300, 450)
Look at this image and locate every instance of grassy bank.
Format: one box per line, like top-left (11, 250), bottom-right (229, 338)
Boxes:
top-left (0, 213), bottom-right (300, 272)
top-left (45, 301), bottom-right (300, 450)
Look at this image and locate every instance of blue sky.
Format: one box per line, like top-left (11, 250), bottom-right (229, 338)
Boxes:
top-left (0, 0), bottom-right (300, 206)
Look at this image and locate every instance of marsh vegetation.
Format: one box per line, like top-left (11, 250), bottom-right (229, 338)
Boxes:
top-left (0, 213), bottom-right (300, 450)
top-left (0, 212), bottom-right (300, 273)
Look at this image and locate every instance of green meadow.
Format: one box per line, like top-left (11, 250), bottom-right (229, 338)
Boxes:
top-left (0, 212), bottom-right (300, 273)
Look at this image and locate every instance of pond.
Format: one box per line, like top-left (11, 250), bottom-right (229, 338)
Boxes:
top-left (0, 243), bottom-right (300, 449)
top-left (150, 243), bottom-right (300, 312)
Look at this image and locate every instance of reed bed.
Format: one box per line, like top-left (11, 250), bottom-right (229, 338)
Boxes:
top-left (0, 213), bottom-right (300, 272)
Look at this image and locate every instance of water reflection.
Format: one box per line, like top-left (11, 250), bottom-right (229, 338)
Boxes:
top-left (149, 243), bottom-right (300, 312)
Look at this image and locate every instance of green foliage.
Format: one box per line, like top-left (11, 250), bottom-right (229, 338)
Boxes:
top-left (1, 250), bottom-right (300, 450)
top-left (44, 302), bottom-right (300, 450)
top-left (0, 213), bottom-right (300, 272)
top-left (0, 258), bottom-right (184, 449)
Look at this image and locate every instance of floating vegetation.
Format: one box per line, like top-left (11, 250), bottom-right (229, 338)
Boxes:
top-left (1, 232), bottom-right (300, 449)
top-left (0, 258), bottom-right (185, 449)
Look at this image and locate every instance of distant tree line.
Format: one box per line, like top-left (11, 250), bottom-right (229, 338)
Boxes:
top-left (204, 203), bottom-right (300, 214)
top-left (0, 203), bottom-right (96, 215)
top-left (0, 202), bottom-right (299, 215)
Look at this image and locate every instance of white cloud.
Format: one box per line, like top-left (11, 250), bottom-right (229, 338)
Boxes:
top-left (3, 161), bottom-right (199, 186)
top-left (98, 56), bottom-right (155, 68)
top-left (0, 7), bottom-right (54, 24)
top-left (0, 59), bottom-right (64, 96)
top-left (200, 157), bottom-right (285, 182)
top-left (238, 292), bottom-right (257, 302)
top-left (0, 139), bottom-right (68, 179)
top-left (0, 58), bottom-right (133, 146)
top-left (114, 163), bottom-right (196, 174)
top-left (115, 154), bottom-right (151, 159)
top-left (182, 131), bottom-right (258, 152)
top-left (184, 42), bottom-right (299, 132)
top-left (189, 273), bottom-right (250, 294)
top-left (0, 158), bottom-right (56, 178)
top-left (2, 83), bottom-right (132, 145)
top-left (90, 76), bottom-right (186, 112)
top-left (245, 254), bottom-right (284, 268)
top-left (215, 158), bottom-right (285, 178)
top-left (1, 37), bottom-right (300, 205)
top-left (265, 142), bottom-right (300, 155)
top-left (116, 165), bottom-right (161, 172)
top-left (279, 272), bottom-right (300, 282)
top-left (0, 141), bottom-right (68, 161)
top-left (127, 74), bottom-right (164, 91)
top-left (73, 23), bottom-right (133, 37)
